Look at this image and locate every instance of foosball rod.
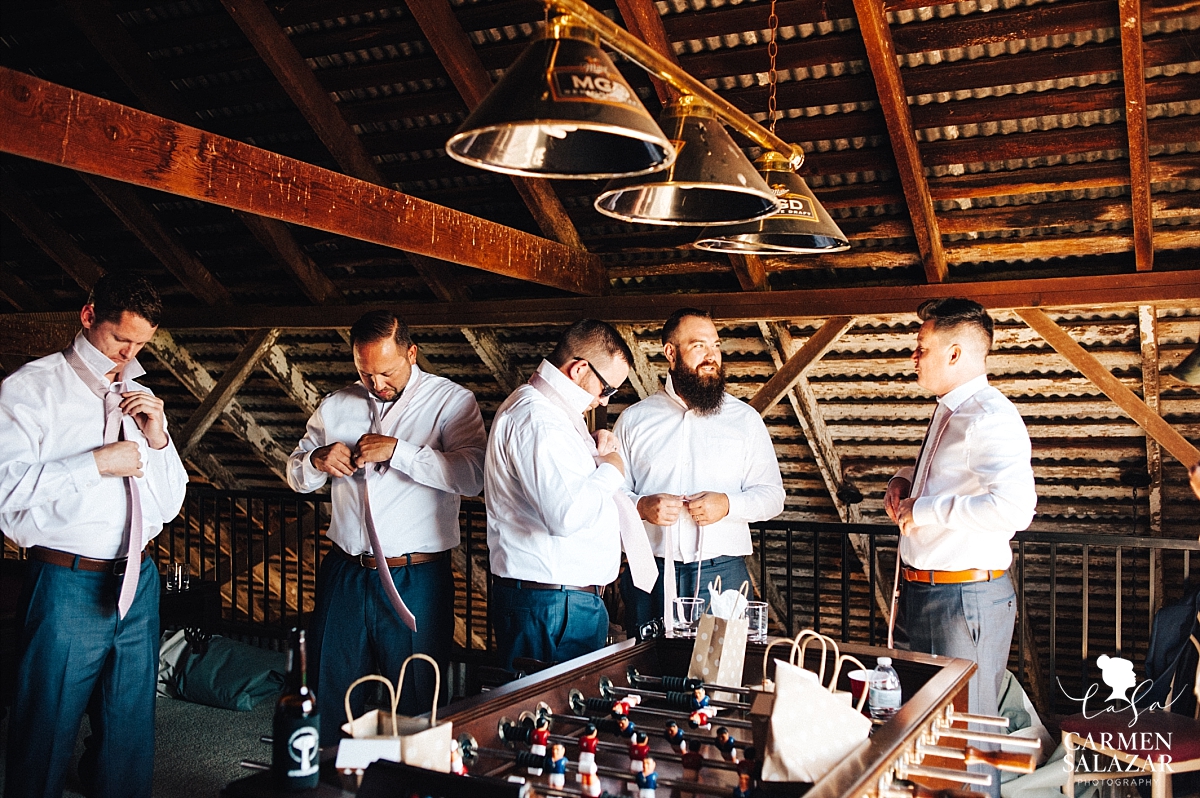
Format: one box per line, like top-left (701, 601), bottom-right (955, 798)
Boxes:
top-left (474, 747), bottom-right (737, 798)
top-left (626, 666), bottom-right (756, 697)
top-left (918, 743), bottom-right (1038, 774)
top-left (543, 733), bottom-right (741, 772)
top-left (599, 677), bottom-right (749, 711)
top-left (548, 705), bottom-right (753, 731)
top-left (503, 713), bottom-right (727, 748)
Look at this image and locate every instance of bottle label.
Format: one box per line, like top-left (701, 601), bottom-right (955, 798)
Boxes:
top-left (869, 686), bottom-right (901, 709)
top-left (274, 714), bottom-right (321, 786)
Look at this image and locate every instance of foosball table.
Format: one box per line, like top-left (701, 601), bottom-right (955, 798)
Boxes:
top-left (224, 635), bottom-right (1040, 798)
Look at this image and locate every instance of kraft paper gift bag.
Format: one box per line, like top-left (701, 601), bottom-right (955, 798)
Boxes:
top-left (337, 653), bottom-right (453, 783)
top-left (688, 577), bottom-right (750, 702)
top-left (760, 659), bottom-right (872, 783)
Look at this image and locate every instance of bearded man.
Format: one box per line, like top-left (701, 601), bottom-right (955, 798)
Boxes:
top-left (614, 309), bottom-right (784, 633)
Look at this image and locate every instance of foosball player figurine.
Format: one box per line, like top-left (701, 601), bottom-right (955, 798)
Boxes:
top-left (529, 715), bottom-right (551, 775)
top-left (547, 743), bottom-right (568, 789)
top-left (738, 747), bottom-right (760, 783)
top-left (629, 731), bottom-right (651, 773)
top-left (449, 739), bottom-right (467, 775)
top-left (714, 727), bottom-right (738, 763)
top-left (688, 685), bottom-right (716, 729)
top-left (616, 713), bottom-right (637, 738)
top-left (732, 772), bottom-right (753, 798)
top-left (690, 686), bottom-right (710, 712)
top-left (612, 693), bottom-right (641, 715)
top-left (681, 750), bottom-right (704, 791)
top-left (664, 720), bottom-right (688, 753)
top-left (579, 759), bottom-right (602, 798)
top-left (578, 723), bottom-right (600, 768)
top-left (634, 757), bottom-right (658, 798)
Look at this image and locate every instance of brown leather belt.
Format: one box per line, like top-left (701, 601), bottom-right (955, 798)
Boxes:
top-left (332, 545), bottom-right (446, 570)
top-left (30, 545), bottom-right (146, 575)
top-left (902, 566), bottom-right (1006, 585)
top-left (494, 576), bottom-right (603, 596)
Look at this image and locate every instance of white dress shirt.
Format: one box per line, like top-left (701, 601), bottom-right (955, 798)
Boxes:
top-left (613, 375), bottom-right (785, 562)
top-left (892, 374), bottom-right (1037, 571)
top-left (485, 360), bottom-right (623, 586)
top-left (0, 332), bottom-right (188, 559)
top-left (287, 365), bottom-right (486, 556)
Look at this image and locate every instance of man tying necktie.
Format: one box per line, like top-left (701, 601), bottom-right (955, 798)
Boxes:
top-left (486, 319), bottom-right (657, 670)
top-left (286, 311), bottom-right (485, 742)
top-left (1, 273), bottom-right (188, 798)
top-left (884, 298), bottom-right (1037, 797)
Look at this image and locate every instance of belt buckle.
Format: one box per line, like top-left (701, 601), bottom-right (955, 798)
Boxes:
top-left (112, 557), bottom-right (128, 576)
top-left (358, 553), bottom-right (375, 569)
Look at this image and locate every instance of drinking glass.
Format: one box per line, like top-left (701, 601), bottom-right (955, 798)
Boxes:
top-left (745, 601), bottom-right (768, 643)
top-left (672, 597), bottom-right (705, 638)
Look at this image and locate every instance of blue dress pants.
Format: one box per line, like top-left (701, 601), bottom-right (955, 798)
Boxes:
top-left (5, 556), bottom-right (160, 798)
top-left (895, 573), bottom-right (1016, 797)
top-left (490, 581), bottom-right (609, 671)
top-left (307, 551), bottom-right (453, 744)
top-left (619, 555), bottom-right (752, 634)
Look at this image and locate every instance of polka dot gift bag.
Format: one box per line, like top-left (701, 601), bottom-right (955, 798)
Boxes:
top-left (687, 576), bottom-right (751, 703)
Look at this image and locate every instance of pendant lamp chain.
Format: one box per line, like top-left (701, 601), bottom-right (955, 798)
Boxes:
top-left (768, 0), bottom-right (779, 135)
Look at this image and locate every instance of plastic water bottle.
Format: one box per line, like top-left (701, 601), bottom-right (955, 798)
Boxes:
top-left (868, 656), bottom-right (902, 722)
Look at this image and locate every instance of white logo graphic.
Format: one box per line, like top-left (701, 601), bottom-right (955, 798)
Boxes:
top-left (287, 726), bottom-right (320, 777)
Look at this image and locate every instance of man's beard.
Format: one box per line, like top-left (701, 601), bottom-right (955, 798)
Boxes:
top-left (671, 360), bottom-right (726, 416)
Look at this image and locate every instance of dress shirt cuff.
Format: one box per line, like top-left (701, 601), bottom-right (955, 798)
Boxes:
top-left (890, 466), bottom-right (915, 485)
top-left (300, 449), bottom-right (326, 484)
top-left (725, 492), bottom-right (746, 522)
top-left (910, 496), bottom-right (937, 528)
top-left (593, 462), bottom-right (624, 492)
top-left (70, 451), bottom-right (104, 493)
top-left (145, 432), bottom-right (175, 456)
top-left (389, 439), bottom-right (421, 472)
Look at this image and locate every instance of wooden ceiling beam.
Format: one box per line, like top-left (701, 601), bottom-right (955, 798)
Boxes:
top-left (404, 0), bottom-right (585, 251)
top-left (1118, 0), bottom-right (1154, 272)
top-left (853, 0), bottom-right (946, 284)
top-left (0, 175), bottom-right (106, 291)
top-left (177, 327), bottom-right (280, 458)
top-left (749, 317), bottom-right (855, 415)
top-left (0, 68), bottom-right (604, 296)
top-left (1015, 308), bottom-right (1199, 469)
top-left (236, 213), bottom-right (345, 306)
top-left (1137, 305), bottom-right (1163, 539)
top-left (614, 324), bottom-right (660, 400)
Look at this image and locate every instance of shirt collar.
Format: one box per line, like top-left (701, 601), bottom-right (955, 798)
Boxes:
top-left (71, 330), bottom-right (146, 384)
top-left (367, 363), bottom-right (422, 407)
top-left (939, 373), bottom-right (989, 412)
top-left (535, 358), bottom-right (595, 416)
top-left (662, 374), bottom-right (690, 411)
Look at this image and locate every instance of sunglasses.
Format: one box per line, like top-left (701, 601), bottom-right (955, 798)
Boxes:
top-left (576, 358), bottom-right (619, 398)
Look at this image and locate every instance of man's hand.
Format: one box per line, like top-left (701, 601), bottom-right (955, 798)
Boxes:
top-left (593, 429), bottom-right (618, 456)
top-left (598, 450), bottom-right (625, 477)
top-left (884, 478), bottom-right (911, 523)
top-left (638, 494), bottom-right (684, 526)
top-left (94, 440), bottom-right (143, 478)
top-left (686, 491), bottom-right (729, 526)
top-left (120, 391), bottom-right (169, 450)
top-left (354, 434), bottom-right (398, 468)
top-left (895, 498), bottom-right (919, 536)
top-left (311, 442), bottom-right (358, 477)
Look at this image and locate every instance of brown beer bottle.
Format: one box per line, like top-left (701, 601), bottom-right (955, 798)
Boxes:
top-left (273, 628), bottom-right (320, 789)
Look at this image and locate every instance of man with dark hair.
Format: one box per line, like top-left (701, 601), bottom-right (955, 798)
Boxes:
top-left (486, 319), bottom-right (647, 669)
top-left (1, 272), bottom-right (188, 798)
top-left (614, 309), bottom-right (783, 632)
top-left (884, 297), bottom-right (1036, 796)
top-left (287, 310), bottom-right (486, 740)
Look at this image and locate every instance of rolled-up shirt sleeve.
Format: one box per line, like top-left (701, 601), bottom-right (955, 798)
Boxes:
top-left (388, 390), bottom-right (486, 497)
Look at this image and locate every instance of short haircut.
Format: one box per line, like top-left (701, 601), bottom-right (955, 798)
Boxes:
top-left (88, 272), bottom-right (162, 327)
top-left (548, 319), bottom-right (633, 368)
top-left (917, 297), bottom-right (994, 349)
top-left (661, 307), bottom-right (712, 346)
top-left (349, 310), bottom-right (413, 350)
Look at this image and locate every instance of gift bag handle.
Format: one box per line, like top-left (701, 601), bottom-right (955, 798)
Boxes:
top-left (345, 673), bottom-right (399, 733)
top-left (799, 632), bottom-right (841, 690)
top-left (395, 653), bottom-right (442, 726)
top-left (789, 630), bottom-right (827, 684)
top-left (737, 580), bottom-right (750, 599)
top-left (760, 637), bottom-right (792, 689)
top-left (835, 654), bottom-right (870, 712)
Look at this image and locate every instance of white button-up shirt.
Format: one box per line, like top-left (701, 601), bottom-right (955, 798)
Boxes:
top-left (485, 360), bottom-right (623, 586)
top-left (892, 374), bottom-right (1037, 571)
top-left (0, 332), bottom-right (188, 558)
top-left (613, 375), bottom-right (785, 562)
top-left (287, 366), bottom-right (486, 556)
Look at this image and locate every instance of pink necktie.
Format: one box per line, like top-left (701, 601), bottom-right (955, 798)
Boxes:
top-left (64, 347), bottom-right (145, 619)
top-left (910, 403), bottom-right (951, 500)
top-left (528, 372), bottom-right (658, 593)
top-left (360, 375), bottom-right (420, 632)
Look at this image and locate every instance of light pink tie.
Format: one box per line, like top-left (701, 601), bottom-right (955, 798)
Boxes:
top-left (360, 377), bottom-right (420, 632)
top-left (64, 347), bottom-right (144, 619)
top-left (528, 373), bottom-right (658, 593)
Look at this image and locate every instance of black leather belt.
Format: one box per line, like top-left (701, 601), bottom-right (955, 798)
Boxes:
top-left (494, 576), bottom-right (603, 596)
top-left (29, 545), bottom-right (146, 575)
top-left (331, 545), bottom-right (446, 570)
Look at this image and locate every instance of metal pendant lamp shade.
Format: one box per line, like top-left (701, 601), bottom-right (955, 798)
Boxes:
top-left (693, 151), bottom-right (850, 253)
top-left (445, 21), bottom-right (674, 180)
top-left (594, 97), bottom-right (781, 226)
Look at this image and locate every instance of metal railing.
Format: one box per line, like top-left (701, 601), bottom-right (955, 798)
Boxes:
top-left (5, 490), bottom-right (1196, 715)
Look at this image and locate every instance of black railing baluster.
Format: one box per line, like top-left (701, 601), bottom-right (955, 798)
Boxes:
top-left (812, 528), bottom-right (820, 633)
top-left (868, 534), bottom-right (877, 646)
top-left (840, 531), bottom-right (849, 642)
top-left (1017, 539), bottom-right (1025, 684)
top-left (786, 527), bottom-right (794, 637)
top-left (1049, 542), bottom-right (1057, 715)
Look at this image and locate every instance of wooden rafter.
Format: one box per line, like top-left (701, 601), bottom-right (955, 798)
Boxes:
top-left (749, 317), bottom-right (855, 414)
top-left (1118, 0), bottom-right (1154, 271)
top-left (852, 0), bottom-right (947, 283)
top-left (237, 214), bottom-right (346, 307)
top-left (614, 325), bottom-right (660, 400)
top-left (1137, 305), bottom-right (1164, 619)
top-left (729, 254), bottom-right (770, 293)
top-left (1016, 308), bottom-right (1199, 468)
top-left (178, 327), bottom-right (280, 458)
top-left (0, 68), bottom-right (604, 296)
top-left (1, 176), bottom-right (105, 290)
top-left (405, 0), bottom-right (584, 250)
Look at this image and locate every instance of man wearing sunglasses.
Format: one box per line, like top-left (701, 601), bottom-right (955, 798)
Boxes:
top-left (485, 319), bottom-right (635, 670)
